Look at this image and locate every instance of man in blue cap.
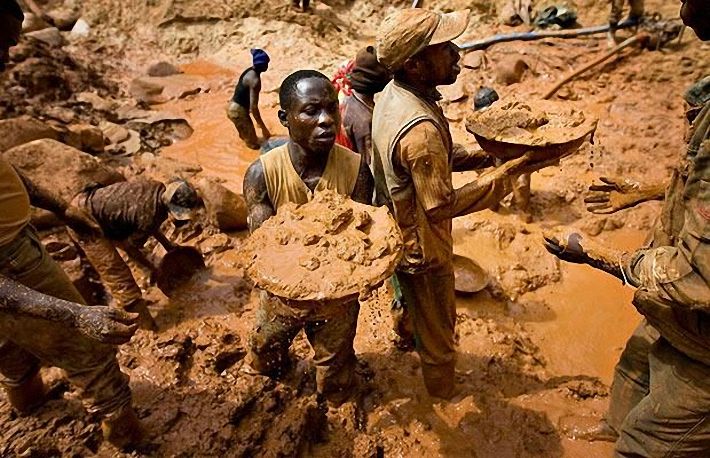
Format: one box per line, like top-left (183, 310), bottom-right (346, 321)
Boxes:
top-left (227, 48), bottom-right (272, 150)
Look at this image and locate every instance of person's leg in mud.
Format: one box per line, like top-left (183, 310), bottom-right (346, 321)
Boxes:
top-left (570, 320), bottom-right (658, 442)
top-left (0, 226), bottom-right (87, 412)
top-left (304, 301), bottom-right (359, 404)
top-left (390, 274), bottom-right (415, 351)
top-left (0, 312), bottom-right (142, 449)
top-left (606, 321), bottom-right (658, 433)
top-left (0, 227), bottom-right (143, 449)
top-left (628, 0), bottom-right (644, 23)
top-left (615, 338), bottom-right (710, 457)
top-left (246, 291), bottom-right (304, 377)
top-left (513, 172), bottom-right (532, 221)
top-left (68, 228), bottom-right (156, 330)
top-left (227, 101), bottom-right (260, 150)
top-left (397, 265), bottom-right (457, 400)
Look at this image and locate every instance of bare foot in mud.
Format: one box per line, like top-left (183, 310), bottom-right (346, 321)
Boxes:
top-left (559, 415), bottom-right (618, 442)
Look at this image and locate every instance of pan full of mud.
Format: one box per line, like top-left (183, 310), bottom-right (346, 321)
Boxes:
top-left (242, 190), bottom-right (403, 305)
top-left (466, 99), bottom-right (598, 161)
top-left (453, 254), bottom-right (490, 294)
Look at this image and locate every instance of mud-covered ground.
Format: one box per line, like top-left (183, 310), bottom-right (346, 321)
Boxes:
top-left (1, 0), bottom-right (708, 456)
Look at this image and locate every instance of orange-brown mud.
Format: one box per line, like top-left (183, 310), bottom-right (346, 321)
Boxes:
top-left (1, 0), bottom-right (708, 456)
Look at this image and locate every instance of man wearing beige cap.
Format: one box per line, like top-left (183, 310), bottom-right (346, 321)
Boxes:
top-left (372, 8), bottom-right (554, 398)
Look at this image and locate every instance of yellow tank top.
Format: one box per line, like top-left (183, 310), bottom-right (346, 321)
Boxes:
top-left (0, 157), bottom-right (30, 247)
top-left (260, 143), bottom-right (361, 211)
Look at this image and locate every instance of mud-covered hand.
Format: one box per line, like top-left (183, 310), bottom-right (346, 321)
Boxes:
top-left (543, 229), bottom-right (630, 280)
top-left (543, 231), bottom-right (589, 264)
top-left (74, 306), bottom-right (139, 345)
top-left (584, 176), bottom-right (648, 214)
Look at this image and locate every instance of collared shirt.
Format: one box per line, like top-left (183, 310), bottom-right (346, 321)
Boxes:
top-left (0, 157), bottom-right (30, 247)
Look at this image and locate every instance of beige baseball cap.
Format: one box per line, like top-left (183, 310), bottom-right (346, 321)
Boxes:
top-left (376, 8), bottom-right (470, 72)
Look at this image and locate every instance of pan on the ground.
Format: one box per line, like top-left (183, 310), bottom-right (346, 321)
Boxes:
top-left (453, 254), bottom-right (489, 294)
top-left (155, 246), bottom-right (206, 297)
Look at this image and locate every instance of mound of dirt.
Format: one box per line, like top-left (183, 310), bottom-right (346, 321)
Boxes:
top-left (3, 139), bottom-right (125, 203)
top-left (243, 190), bottom-right (402, 302)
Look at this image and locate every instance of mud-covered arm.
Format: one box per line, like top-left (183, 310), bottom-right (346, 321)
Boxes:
top-left (16, 167), bottom-right (102, 235)
top-left (451, 143), bottom-right (495, 172)
top-left (398, 122), bottom-right (512, 222)
top-left (249, 76), bottom-right (270, 136)
top-left (585, 176), bottom-right (667, 214)
top-left (243, 159), bottom-right (275, 233)
top-left (0, 276), bottom-right (138, 344)
top-left (351, 156), bottom-right (374, 205)
top-left (15, 167), bottom-right (69, 217)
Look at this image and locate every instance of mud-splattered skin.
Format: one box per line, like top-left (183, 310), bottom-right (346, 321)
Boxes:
top-left (0, 277), bottom-right (138, 344)
top-left (244, 76), bottom-right (373, 232)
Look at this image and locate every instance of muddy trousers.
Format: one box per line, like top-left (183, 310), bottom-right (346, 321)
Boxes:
top-left (610, 0), bottom-right (644, 25)
top-left (606, 320), bottom-right (710, 457)
top-left (226, 102), bottom-right (259, 150)
top-left (248, 292), bottom-right (359, 400)
top-left (0, 227), bottom-right (132, 417)
top-left (397, 265), bottom-right (457, 399)
top-left (68, 229), bottom-right (143, 311)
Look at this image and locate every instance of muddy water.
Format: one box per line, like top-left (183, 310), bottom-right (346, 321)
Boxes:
top-left (526, 229), bottom-right (645, 383)
top-left (159, 60), bottom-right (283, 193)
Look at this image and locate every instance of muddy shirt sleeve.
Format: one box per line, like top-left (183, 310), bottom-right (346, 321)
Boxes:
top-left (628, 147), bottom-right (710, 310)
top-left (451, 143), bottom-right (495, 172)
top-left (398, 122), bottom-right (509, 222)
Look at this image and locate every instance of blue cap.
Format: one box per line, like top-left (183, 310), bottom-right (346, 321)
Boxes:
top-left (251, 48), bottom-right (270, 67)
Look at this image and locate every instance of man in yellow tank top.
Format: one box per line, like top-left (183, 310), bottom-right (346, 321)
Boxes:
top-left (242, 70), bottom-right (373, 403)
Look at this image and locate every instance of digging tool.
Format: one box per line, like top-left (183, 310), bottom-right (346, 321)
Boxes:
top-left (542, 17), bottom-right (684, 99)
top-left (152, 231), bottom-right (205, 297)
top-left (460, 17), bottom-right (640, 51)
top-left (542, 33), bottom-right (648, 99)
top-left (411, 0), bottom-right (421, 8)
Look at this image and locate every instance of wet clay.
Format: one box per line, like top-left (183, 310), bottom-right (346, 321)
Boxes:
top-left (466, 99), bottom-right (598, 151)
top-left (243, 190), bottom-right (403, 302)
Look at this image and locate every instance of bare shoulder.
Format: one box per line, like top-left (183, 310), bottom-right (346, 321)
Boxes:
top-left (243, 159), bottom-right (267, 205)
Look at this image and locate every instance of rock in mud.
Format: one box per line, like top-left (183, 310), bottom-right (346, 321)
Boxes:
top-left (99, 121), bottom-right (130, 145)
top-left (25, 27), bottom-right (65, 48)
top-left (46, 8), bottom-right (81, 31)
top-left (2, 139), bottom-right (124, 203)
top-left (130, 77), bottom-right (167, 104)
top-left (65, 123), bottom-right (106, 153)
top-left (148, 61), bottom-right (182, 77)
top-left (21, 13), bottom-right (51, 33)
top-left (76, 91), bottom-right (114, 112)
top-left (495, 56), bottom-right (529, 86)
top-left (463, 50), bottom-right (486, 69)
top-left (195, 177), bottom-right (248, 231)
top-left (0, 116), bottom-right (59, 152)
top-left (70, 19), bottom-right (90, 37)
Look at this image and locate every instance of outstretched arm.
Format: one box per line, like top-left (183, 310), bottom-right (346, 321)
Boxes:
top-left (585, 176), bottom-right (667, 214)
top-left (243, 159), bottom-right (276, 232)
top-left (249, 76), bottom-right (271, 139)
top-left (0, 276), bottom-right (138, 344)
top-left (16, 168), bottom-right (102, 235)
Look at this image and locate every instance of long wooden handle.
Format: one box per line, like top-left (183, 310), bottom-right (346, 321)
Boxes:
top-left (542, 33), bottom-right (648, 100)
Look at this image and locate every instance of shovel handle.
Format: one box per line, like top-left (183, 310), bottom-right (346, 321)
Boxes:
top-left (154, 231), bottom-right (177, 252)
